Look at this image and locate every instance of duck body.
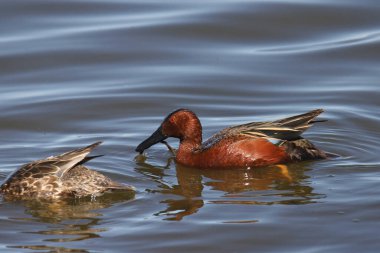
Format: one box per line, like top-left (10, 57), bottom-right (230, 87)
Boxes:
top-left (136, 109), bottom-right (327, 169)
top-left (0, 142), bottom-right (134, 200)
top-left (176, 136), bottom-right (288, 168)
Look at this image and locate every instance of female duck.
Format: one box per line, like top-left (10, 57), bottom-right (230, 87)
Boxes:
top-left (1, 142), bottom-right (134, 200)
top-left (136, 109), bottom-right (327, 169)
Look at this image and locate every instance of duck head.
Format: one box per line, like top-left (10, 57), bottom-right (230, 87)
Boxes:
top-left (135, 108), bottom-right (202, 154)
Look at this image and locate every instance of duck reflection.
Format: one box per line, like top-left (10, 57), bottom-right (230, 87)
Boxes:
top-left (4, 191), bottom-right (134, 251)
top-left (136, 156), bottom-right (324, 221)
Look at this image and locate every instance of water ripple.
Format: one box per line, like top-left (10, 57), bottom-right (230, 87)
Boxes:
top-left (1, 0), bottom-right (380, 252)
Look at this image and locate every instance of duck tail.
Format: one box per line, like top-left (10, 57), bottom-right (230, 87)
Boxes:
top-left (281, 138), bottom-right (327, 161)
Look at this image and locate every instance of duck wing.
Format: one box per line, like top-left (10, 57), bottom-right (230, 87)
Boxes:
top-left (5, 142), bottom-right (102, 181)
top-left (233, 109), bottom-right (325, 140)
top-left (51, 141), bottom-right (102, 178)
top-left (201, 109), bottom-right (325, 150)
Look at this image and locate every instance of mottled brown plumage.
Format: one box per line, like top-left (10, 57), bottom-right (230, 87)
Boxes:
top-left (135, 109), bottom-right (327, 169)
top-left (0, 142), bottom-right (134, 200)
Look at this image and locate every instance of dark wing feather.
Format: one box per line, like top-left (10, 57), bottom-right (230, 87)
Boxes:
top-left (50, 141), bottom-right (102, 178)
top-left (235, 109), bottom-right (324, 140)
top-left (202, 110), bottom-right (325, 147)
top-left (236, 109), bottom-right (324, 140)
top-left (272, 109), bottom-right (324, 130)
top-left (6, 142), bottom-right (102, 180)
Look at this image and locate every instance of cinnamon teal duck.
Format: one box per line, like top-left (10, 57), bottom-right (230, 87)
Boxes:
top-left (136, 109), bottom-right (327, 169)
top-left (1, 142), bottom-right (134, 200)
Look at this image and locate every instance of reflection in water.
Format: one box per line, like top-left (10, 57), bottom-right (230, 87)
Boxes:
top-left (9, 245), bottom-right (89, 253)
top-left (5, 192), bottom-right (134, 252)
top-left (136, 156), bottom-right (325, 221)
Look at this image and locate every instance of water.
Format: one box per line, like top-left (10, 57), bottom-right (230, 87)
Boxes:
top-left (1, 0), bottom-right (380, 252)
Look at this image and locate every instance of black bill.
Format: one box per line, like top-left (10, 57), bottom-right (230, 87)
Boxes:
top-left (135, 127), bottom-right (167, 154)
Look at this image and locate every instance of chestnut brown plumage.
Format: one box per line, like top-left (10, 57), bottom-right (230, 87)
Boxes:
top-left (136, 109), bottom-right (327, 169)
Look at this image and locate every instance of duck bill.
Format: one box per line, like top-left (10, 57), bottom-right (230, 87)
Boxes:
top-left (135, 127), bottom-right (167, 154)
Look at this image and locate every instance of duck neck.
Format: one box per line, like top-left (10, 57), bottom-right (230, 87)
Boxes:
top-left (179, 116), bottom-right (203, 152)
top-left (177, 135), bottom-right (202, 167)
top-left (180, 136), bottom-right (202, 151)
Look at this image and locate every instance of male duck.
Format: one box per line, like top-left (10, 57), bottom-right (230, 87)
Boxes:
top-left (136, 109), bottom-right (327, 169)
top-left (1, 142), bottom-right (134, 200)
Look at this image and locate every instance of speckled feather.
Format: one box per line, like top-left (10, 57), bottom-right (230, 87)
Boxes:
top-left (0, 142), bottom-right (134, 200)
